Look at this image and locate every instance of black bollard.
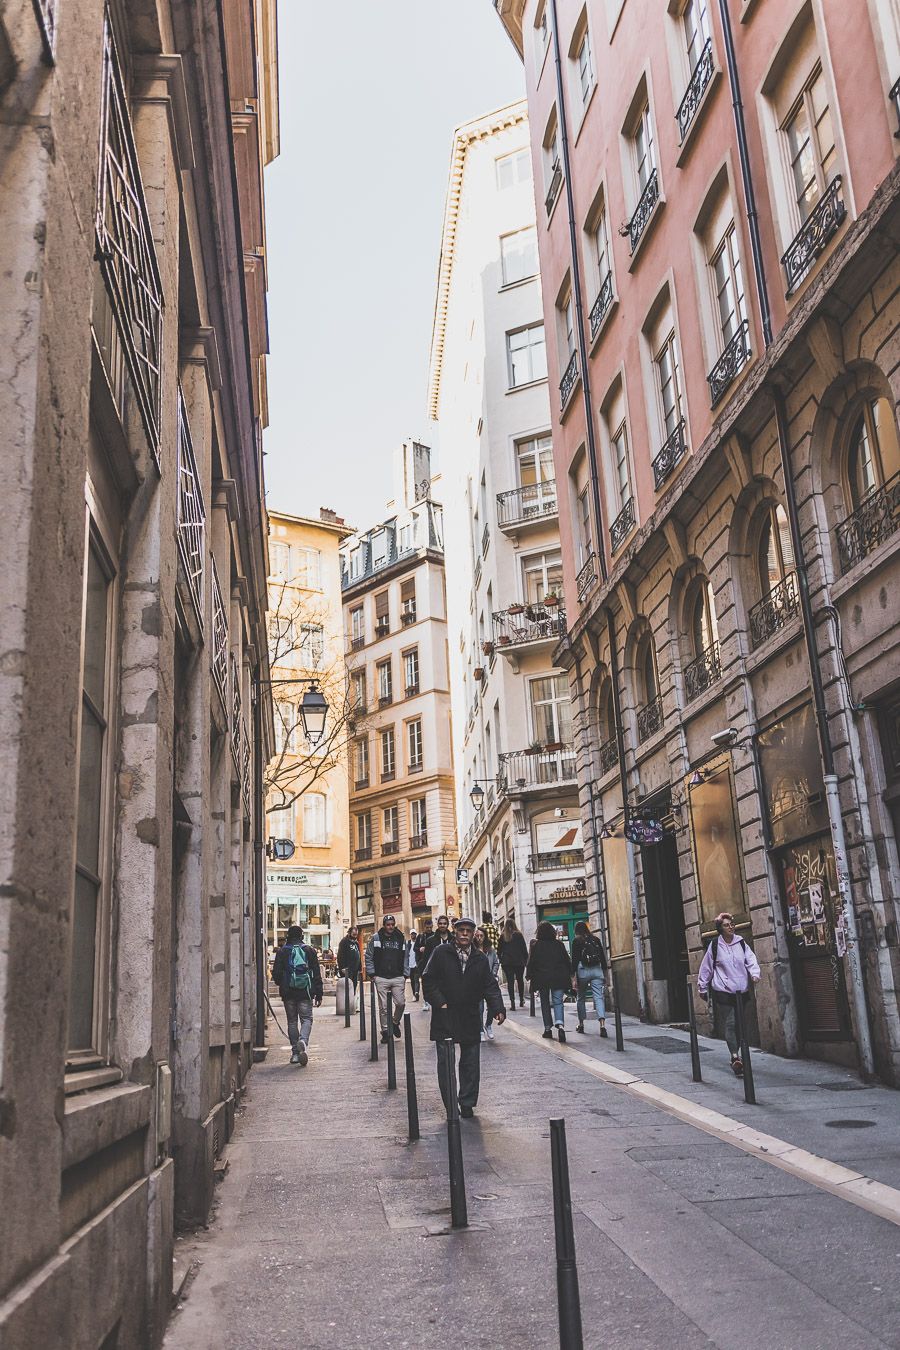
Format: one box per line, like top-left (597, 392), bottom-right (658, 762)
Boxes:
top-left (403, 1013), bottom-right (420, 1142)
top-left (386, 991), bottom-right (397, 1090)
top-left (611, 968), bottom-right (624, 1052)
top-left (370, 981), bottom-right (379, 1062)
top-left (686, 976), bottom-right (703, 1083)
top-left (734, 992), bottom-right (757, 1105)
top-left (529, 983), bottom-right (536, 1018)
top-left (344, 975), bottom-right (351, 1029)
top-left (359, 969), bottom-right (367, 1042)
top-left (550, 1119), bottom-right (584, 1350)
top-left (438, 1039), bottom-right (468, 1229)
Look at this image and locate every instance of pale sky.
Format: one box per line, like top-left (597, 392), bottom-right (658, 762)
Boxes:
top-left (262, 0), bottom-right (525, 530)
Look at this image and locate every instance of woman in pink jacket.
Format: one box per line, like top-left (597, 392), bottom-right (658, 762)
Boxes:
top-left (697, 912), bottom-right (760, 1077)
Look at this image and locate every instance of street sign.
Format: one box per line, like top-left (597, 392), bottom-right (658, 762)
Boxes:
top-left (455, 867), bottom-right (469, 885)
top-left (625, 818), bottom-right (664, 845)
top-left (267, 837), bottom-right (295, 861)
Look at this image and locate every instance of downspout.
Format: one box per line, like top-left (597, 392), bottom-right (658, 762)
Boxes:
top-left (607, 607), bottom-right (646, 1015)
top-left (252, 670), bottom-right (267, 1056)
top-left (718, 0), bottom-right (874, 1074)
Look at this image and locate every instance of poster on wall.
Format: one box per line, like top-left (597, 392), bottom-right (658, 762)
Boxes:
top-left (688, 765), bottom-right (748, 928)
top-left (535, 819), bottom-right (584, 853)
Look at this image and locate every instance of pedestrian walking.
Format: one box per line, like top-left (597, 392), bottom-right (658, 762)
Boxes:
top-left (364, 913), bottom-right (409, 1042)
top-left (422, 916), bottom-right (505, 1118)
top-left (571, 920), bottom-right (609, 1037)
top-left (497, 918), bottom-right (528, 1010)
top-left (696, 912), bottom-right (761, 1077)
top-left (526, 922), bottom-right (572, 1043)
top-left (407, 931), bottom-right (421, 1002)
top-left (413, 920), bottom-right (434, 1010)
top-left (421, 913), bottom-right (453, 969)
top-left (473, 926), bottom-right (501, 1040)
top-left (271, 924), bottom-right (323, 1066)
top-left (336, 926), bottom-right (362, 991)
top-left (480, 911), bottom-right (501, 952)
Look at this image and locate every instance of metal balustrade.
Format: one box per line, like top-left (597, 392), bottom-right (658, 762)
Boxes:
top-left (576, 552), bottom-right (598, 603)
top-left (598, 737), bottom-right (618, 775)
top-left (497, 481), bottom-right (558, 528)
top-left (498, 745), bottom-right (577, 792)
top-left (354, 847), bottom-right (372, 862)
top-left (636, 694), bottom-right (664, 743)
top-left (891, 78), bottom-right (900, 137)
top-left (684, 640), bottom-right (721, 701)
top-left (610, 497), bottom-right (635, 553)
top-left (210, 557), bottom-right (229, 715)
top-left (627, 168), bottom-right (659, 253)
top-left (781, 177), bottom-right (845, 296)
top-left (176, 391), bottom-right (205, 631)
top-left (32, 0), bottom-right (58, 60)
top-left (707, 319), bottom-right (751, 407)
top-left (651, 419), bottom-right (687, 491)
top-left (559, 349), bottom-right (579, 410)
top-left (545, 160), bottom-right (563, 217)
top-left (230, 654), bottom-right (242, 772)
top-left (409, 833), bottom-right (428, 850)
top-left (589, 272), bottom-right (614, 340)
top-left (493, 603), bottom-right (566, 648)
top-left (835, 473), bottom-right (900, 573)
top-left (676, 39), bottom-right (714, 143)
top-left (528, 849), bottom-right (585, 872)
top-left (749, 571), bottom-right (800, 648)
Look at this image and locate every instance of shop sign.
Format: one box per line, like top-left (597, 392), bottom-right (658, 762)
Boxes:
top-left (625, 817), bottom-right (664, 844)
top-left (268, 871), bottom-right (310, 886)
top-left (548, 882), bottom-right (586, 900)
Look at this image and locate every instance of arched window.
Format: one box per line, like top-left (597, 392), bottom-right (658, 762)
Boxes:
top-left (847, 398), bottom-right (900, 511)
top-left (636, 635), bottom-right (663, 741)
top-left (640, 638), bottom-right (658, 704)
top-left (757, 503), bottom-right (795, 598)
top-left (684, 577), bottom-right (721, 699)
top-left (597, 678), bottom-right (617, 771)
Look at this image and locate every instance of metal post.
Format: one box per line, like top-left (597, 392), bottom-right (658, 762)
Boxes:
top-left (344, 975), bottom-right (351, 1028)
top-left (438, 1039), bottom-right (468, 1229)
top-left (403, 1013), bottom-right (420, 1142)
top-left (370, 981), bottom-right (378, 1062)
top-left (386, 990), bottom-right (397, 1090)
top-left (686, 976), bottom-right (703, 1083)
top-left (530, 983), bottom-right (536, 1017)
top-left (550, 1119), bottom-right (584, 1350)
top-left (734, 994), bottom-right (757, 1105)
top-left (359, 968), bottom-right (367, 1042)
top-left (612, 967), bottom-right (624, 1052)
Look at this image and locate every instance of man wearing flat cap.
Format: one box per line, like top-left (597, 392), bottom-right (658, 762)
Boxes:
top-left (421, 915), bottom-right (505, 1118)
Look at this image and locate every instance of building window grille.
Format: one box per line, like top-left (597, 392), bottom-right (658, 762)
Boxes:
top-left (781, 175), bottom-right (845, 296)
top-left (576, 551), bottom-right (597, 603)
top-left (598, 736), bottom-right (618, 775)
top-left (210, 557), bottom-right (229, 715)
top-left (707, 318), bottom-right (751, 407)
top-left (609, 497), bottom-right (635, 554)
top-left (749, 571), bottom-right (800, 648)
top-left (684, 639), bottom-right (721, 701)
top-left (652, 419), bottom-right (687, 490)
top-left (636, 694), bottom-right (664, 743)
top-left (559, 349), bottom-right (580, 411)
top-left (836, 471), bottom-right (900, 573)
top-left (589, 271), bottom-right (614, 340)
top-left (176, 390), bottom-right (205, 631)
top-left (676, 37), bottom-right (713, 143)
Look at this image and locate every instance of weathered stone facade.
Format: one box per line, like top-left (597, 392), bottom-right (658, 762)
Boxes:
top-left (0, 1), bottom-right (277, 1344)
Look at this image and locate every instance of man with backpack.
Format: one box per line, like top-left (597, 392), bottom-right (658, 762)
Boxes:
top-left (697, 911), bottom-right (761, 1076)
top-left (364, 912), bottom-right (409, 1042)
top-left (571, 920), bottom-right (609, 1037)
top-left (271, 924), bottom-right (324, 1066)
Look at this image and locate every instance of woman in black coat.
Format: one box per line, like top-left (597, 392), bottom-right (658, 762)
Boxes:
top-left (526, 922), bottom-right (572, 1042)
top-left (497, 919), bottom-right (529, 1010)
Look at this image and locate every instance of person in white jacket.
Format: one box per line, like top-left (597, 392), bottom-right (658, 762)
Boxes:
top-left (697, 912), bottom-right (760, 1077)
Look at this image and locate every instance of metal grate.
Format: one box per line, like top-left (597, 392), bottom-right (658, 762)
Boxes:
top-left (652, 420), bottom-right (687, 491)
top-left (781, 176), bottom-right (845, 296)
top-left (210, 557), bottom-right (229, 716)
top-left (576, 552), bottom-right (598, 603)
top-left (749, 571), bottom-right (800, 648)
top-left (835, 471), bottom-right (900, 573)
top-left (638, 1035), bottom-right (709, 1055)
top-left (676, 38), bottom-right (713, 144)
top-left (32, 0), bottom-right (58, 61)
top-left (559, 349), bottom-right (579, 410)
top-left (627, 168), bottom-right (659, 253)
top-left (230, 655), bottom-right (241, 772)
top-left (684, 640), bottom-right (721, 701)
top-left (610, 497), bottom-right (635, 553)
top-left (707, 319), bottom-right (750, 407)
top-left (589, 271), bottom-right (614, 341)
top-left (176, 390), bottom-right (205, 631)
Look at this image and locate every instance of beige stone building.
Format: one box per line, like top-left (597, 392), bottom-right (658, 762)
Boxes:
top-left (266, 509), bottom-right (352, 955)
top-left (0, 0), bottom-right (277, 1343)
top-left (495, 0), bottom-right (900, 1082)
top-left (342, 442), bottom-right (459, 936)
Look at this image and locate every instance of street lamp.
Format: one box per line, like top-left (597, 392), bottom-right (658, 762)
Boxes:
top-left (469, 778), bottom-right (497, 811)
top-left (299, 681), bottom-right (328, 744)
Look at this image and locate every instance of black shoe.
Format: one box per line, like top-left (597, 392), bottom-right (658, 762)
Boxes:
top-left (509, 1002), bottom-right (516, 1011)
top-left (542, 1028), bottom-right (553, 1039)
top-left (459, 1105), bottom-right (474, 1119)
top-left (600, 1025), bottom-right (608, 1038)
top-left (380, 1031), bottom-right (389, 1043)
top-left (392, 1023), bottom-right (401, 1038)
top-left (576, 1023), bottom-right (585, 1034)
top-left (557, 1026), bottom-right (567, 1044)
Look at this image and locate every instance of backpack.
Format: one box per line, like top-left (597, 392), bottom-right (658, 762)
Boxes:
top-left (579, 935), bottom-right (606, 970)
top-left (285, 942), bottom-right (312, 995)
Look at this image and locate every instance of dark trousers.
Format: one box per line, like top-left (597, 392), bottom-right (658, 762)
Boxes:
top-left (436, 1040), bottom-right (481, 1110)
top-left (503, 967), bottom-right (525, 1006)
top-left (410, 969), bottom-right (421, 998)
top-left (712, 990), bottom-right (748, 1056)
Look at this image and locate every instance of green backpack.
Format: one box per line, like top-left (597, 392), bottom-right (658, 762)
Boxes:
top-left (286, 942), bottom-right (312, 995)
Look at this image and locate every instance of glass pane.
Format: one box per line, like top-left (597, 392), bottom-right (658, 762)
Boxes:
top-left (775, 504), bottom-right (795, 572)
top-left (530, 327), bottom-right (547, 381)
top-left (83, 545), bottom-right (109, 709)
top-left (68, 870), bottom-right (99, 1050)
top-left (872, 397), bottom-right (900, 482)
top-left (849, 415), bottom-right (877, 505)
top-left (76, 704), bottom-right (104, 874)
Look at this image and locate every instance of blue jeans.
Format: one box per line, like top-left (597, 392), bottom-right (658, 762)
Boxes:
top-left (576, 964), bottom-right (606, 1023)
top-left (539, 987), bottom-right (566, 1029)
top-left (283, 995), bottom-right (314, 1048)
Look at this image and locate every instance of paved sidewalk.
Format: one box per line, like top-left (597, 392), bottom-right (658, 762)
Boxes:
top-left (165, 996), bottom-right (900, 1350)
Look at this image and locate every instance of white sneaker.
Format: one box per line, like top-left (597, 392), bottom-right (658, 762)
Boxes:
top-left (480, 1031), bottom-right (486, 1041)
top-left (422, 1001), bottom-right (430, 1011)
top-left (297, 1040), bottom-right (308, 1067)
top-left (486, 1025), bottom-right (494, 1040)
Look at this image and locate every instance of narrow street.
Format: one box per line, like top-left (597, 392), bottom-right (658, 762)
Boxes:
top-left (166, 997), bottom-right (900, 1350)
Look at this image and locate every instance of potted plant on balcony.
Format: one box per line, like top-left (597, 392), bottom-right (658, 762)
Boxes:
top-left (474, 666), bottom-right (485, 681)
top-left (498, 634), bottom-right (512, 647)
top-left (543, 591), bottom-right (561, 607)
top-left (507, 602), bottom-right (525, 615)
top-left (482, 640), bottom-right (494, 656)
top-left (524, 741), bottom-right (543, 756)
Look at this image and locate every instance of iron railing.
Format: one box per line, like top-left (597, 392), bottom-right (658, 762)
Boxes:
top-left (354, 777), bottom-right (369, 790)
top-left (684, 640), bottom-right (721, 701)
top-left (32, 0), bottom-right (58, 61)
top-left (404, 683), bottom-right (420, 698)
top-left (176, 390), bottom-right (205, 631)
top-left (482, 521), bottom-right (490, 557)
top-left (354, 847), bottom-right (372, 862)
top-left (749, 571), bottom-right (800, 648)
top-left (636, 694), bottom-right (664, 743)
top-left (350, 636), bottom-right (365, 651)
top-left (501, 860), bottom-right (513, 885)
top-left (627, 168), bottom-right (659, 253)
top-left (610, 497), bottom-right (635, 553)
top-left (676, 38), bottom-right (714, 143)
top-left (891, 78), bottom-right (900, 137)
top-left (382, 841), bottom-right (399, 856)
top-left (782, 176), bottom-right (845, 296)
top-left (497, 481), bottom-right (558, 528)
top-left (707, 318), bottom-right (751, 407)
top-left (95, 17), bottom-right (163, 459)
top-left (210, 557), bottom-right (229, 715)
top-left (589, 271), bottom-right (614, 340)
top-left (241, 722), bottom-right (251, 819)
top-left (598, 736), bottom-right (618, 775)
top-left (836, 472), bottom-right (900, 573)
top-left (491, 873), bottom-right (503, 897)
top-left (401, 606), bottom-right (417, 625)
top-left (576, 552), bottom-right (598, 603)
top-left (545, 159), bottom-right (563, 217)
top-left (652, 419), bottom-right (687, 491)
top-left (560, 349), bottom-right (579, 409)
top-left (230, 654), bottom-right (242, 772)
top-left (409, 832), bottom-right (428, 850)
top-left (493, 603), bottom-right (566, 648)
top-left (498, 745), bottom-right (577, 792)
top-left (528, 849), bottom-right (585, 872)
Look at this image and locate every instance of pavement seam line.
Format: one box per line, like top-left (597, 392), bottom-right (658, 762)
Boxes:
top-left (503, 1018), bottom-right (900, 1229)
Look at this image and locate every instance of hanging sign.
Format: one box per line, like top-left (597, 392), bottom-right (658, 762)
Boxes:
top-left (625, 817), bottom-right (664, 845)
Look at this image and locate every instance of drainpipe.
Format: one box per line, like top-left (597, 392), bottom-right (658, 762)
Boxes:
top-left (718, 0), bottom-right (874, 1074)
top-left (606, 608), bottom-right (646, 1015)
top-left (252, 671), bottom-right (267, 1056)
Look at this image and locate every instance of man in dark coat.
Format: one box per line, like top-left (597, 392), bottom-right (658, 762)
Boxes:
top-left (271, 924), bottom-right (324, 1066)
top-left (422, 915), bottom-right (505, 1118)
top-left (336, 926), bottom-right (362, 990)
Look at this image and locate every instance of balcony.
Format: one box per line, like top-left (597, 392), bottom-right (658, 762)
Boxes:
top-left (382, 841), bottom-right (399, 856)
top-left (354, 777), bottom-right (369, 790)
top-left (501, 860), bottom-right (513, 886)
top-left (610, 498), bottom-right (635, 553)
top-left (350, 636), bottom-right (365, 652)
top-left (598, 736), bottom-right (618, 775)
top-left (707, 319), bottom-right (751, 407)
top-left (401, 608), bottom-right (417, 626)
top-left (892, 77), bottom-right (900, 137)
top-left (627, 168), bottom-right (659, 254)
top-left (404, 684), bottom-right (420, 698)
top-left (589, 271), bottom-right (614, 342)
top-left (409, 832), bottom-right (428, 850)
top-left (782, 176), bottom-right (845, 296)
top-left (175, 389), bottom-right (205, 633)
top-left (497, 481), bottom-right (558, 531)
top-left (408, 760), bottom-right (423, 774)
top-left (493, 603), bottom-right (566, 653)
top-left (748, 571), bottom-right (800, 648)
top-left (576, 552), bottom-right (598, 604)
top-left (652, 419), bottom-right (687, 491)
top-left (375, 620), bottom-right (391, 639)
top-left (498, 744), bottom-right (577, 793)
top-left (481, 521), bottom-right (490, 557)
top-left (378, 692), bottom-right (393, 707)
top-left (491, 873), bottom-right (503, 897)
top-left (684, 640), bottom-right (721, 701)
top-left (676, 38), bottom-right (714, 144)
top-left (528, 849), bottom-right (585, 872)
top-left (636, 694), bottom-right (664, 744)
top-left (545, 159), bottom-right (563, 217)
top-left (210, 557), bottom-right (229, 718)
top-left (559, 349), bottom-right (580, 411)
top-left (835, 474), bottom-right (900, 573)
top-left (354, 847), bottom-right (372, 862)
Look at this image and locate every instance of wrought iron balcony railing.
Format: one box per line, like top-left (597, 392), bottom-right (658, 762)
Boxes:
top-left (528, 849), bottom-right (585, 872)
top-left (589, 272), bottom-right (614, 340)
top-left (409, 832), bottom-right (428, 850)
top-left (497, 481), bottom-right (558, 528)
top-left (408, 760), bottom-right (424, 773)
top-left (354, 776), bottom-right (369, 790)
top-left (707, 318), bottom-right (751, 407)
top-left (404, 684), bottom-right (420, 698)
top-left (576, 552), bottom-right (598, 603)
top-left (684, 640), bottom-right (721, 701)
top-left (560, 349), bottom-right (579, 410)
top-left (501, 860), bottom-right (513, 885)
top-left (401, 607), bottom-right (417, 625)
top-left (598, 736), bottom-right (618, 775)
top-left (375, 620), bottom-right (390, 638)
top-left (782, 176), bottom-right (845, 296)
top-left (176, 390), bottom-right (205, 632)
top-left (627, 168), bottom-right (659, 253)
top-left (652, 419), bottom-right (687, 491)
top-left (749, 571), bottom-right (800, 648)
top-left (96, 18), bottom-right (163, 459)
top-left (891, 77), bottom-right (900, 137)
top-left (378, 692), bottom-right (393, 707)
top-left (482, 521), bottom-right (490, 557)
top-left (498, 745), bottom-right (577, 793)
top-left (610, 497), bottom-right (635, 553)
top-left (350, 635), bottom-right (365, 651)
top-left (545, 160), bottom-right (563, 217)
top-left (382, 841), bottom-right (399, 856)
top-left (835, 472), bottom-right (900, 573)
top-left (493, 603), bottom-right (566, 648)
top-left (676, 38), bottom-right (714, 144)
top-left (230, 653), bottom-right (242, 772)
top-left (33, 0), bottom-right (58, 61)
top-left (354, 847), bottom-right (372, 862)
top-left (636, 694), bottom-right (664, 743)
top-left (241, 723), bottom-right (251, 819)
top-left (210, 556), bottom-right (228, 716)
top-left (491, 873), bottom-right (503, 897)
